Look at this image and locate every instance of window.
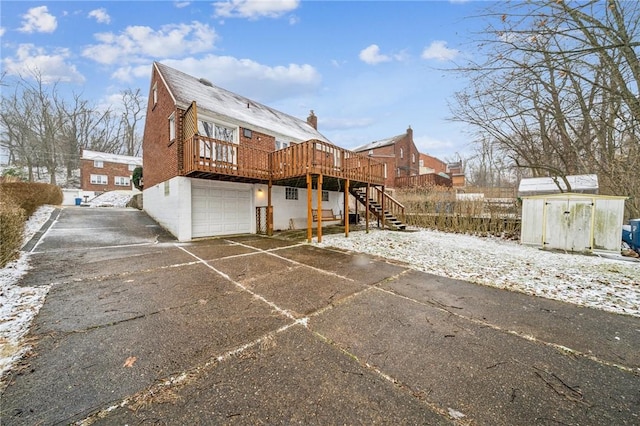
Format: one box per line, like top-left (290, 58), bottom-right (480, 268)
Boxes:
top-left (322, 191), bottom-right (329, 202)
top-left (198, 118), bottom-right (238, 163)
top-left (90, 174), bottom-right (108, 185)
top-left (400, 148), bottom-right (404, 159)
top-left (169, 113), bottom-right (176, 141)
top-left (115, 176), bottom-right (130, 186)
top-left (396, 168), bottom-right (401, 177)
top-left (94, 160), bottom-right (104, 168)
top-left (276, 140), bottom-right (290, 150)
top-left (153, 82), bottom-right (158, 106)
top-left (368, 149), bottom-right (374, 156)
top-left (285, 187), bottom-right (298, 200)
top-left (128, 164), bottom-right (136, 171)
top-left (243, 128), bottom-right (252, 138)
top-left (164, 181), bottom-right (170, 196)
top-left (419, 159), bottom-right (424, 167)
top-left (384, 163), bottom-right (387, 179)
top-left (412, 153), bottom-right (416, 163)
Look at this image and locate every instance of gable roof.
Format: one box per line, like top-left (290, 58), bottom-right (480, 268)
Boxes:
top-left (81, 149), bottom-right (142, 166)
top-left (353, 134), bottom-right (404, 152)
top-left (154, 62), bottom-right (330, 144)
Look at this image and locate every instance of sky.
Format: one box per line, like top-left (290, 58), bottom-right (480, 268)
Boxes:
top-left (0, 0), bottom-right (490, 161)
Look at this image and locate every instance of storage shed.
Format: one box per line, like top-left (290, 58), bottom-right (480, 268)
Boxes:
top-left (521, 193), bottom-right (627, 254)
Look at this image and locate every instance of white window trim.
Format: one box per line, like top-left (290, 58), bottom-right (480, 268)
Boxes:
top-left (90, 174), bottom-right (108, 185)
top-left (153, 82), bottom-right (158, 106)
top-left (94, 160), bottom-right (104, 168)
top-left (169, 112), bottom-right (176, 141)
top-left (114, 176), bottom-right (131, 186)
top-left (198, 115), bottom-right (239, 144)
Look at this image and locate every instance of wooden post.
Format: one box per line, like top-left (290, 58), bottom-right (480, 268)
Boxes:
top-left (344, 179), bottom-right (350, 237)
top-left (317, 173), bottom-right (323, 243)
top-left (267, 180), bottom-right (273, 236)
top-left (365, 183), bottom-right (370, 233)
top-left (307, 173), bottom-right (313, 243)
top-left (381, 185), bottom-right (385, 230)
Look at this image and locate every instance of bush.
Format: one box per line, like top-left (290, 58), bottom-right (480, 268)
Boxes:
top-left (0, 182), bottom-right (62, 268)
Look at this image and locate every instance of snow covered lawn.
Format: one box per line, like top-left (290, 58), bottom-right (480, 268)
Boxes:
top-left (316, 228), bottom-right (640, 317)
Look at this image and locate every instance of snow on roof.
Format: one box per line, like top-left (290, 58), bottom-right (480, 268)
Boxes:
top-left (155, 62), bottom-right (330, 144)
top-left (81, 150), bottom-right (142, 166)
top-left (518, 174), bottom-right (598, 195)
top-left (353, 134), bottom-right (403, 152)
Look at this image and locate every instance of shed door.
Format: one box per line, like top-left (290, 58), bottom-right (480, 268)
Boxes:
top-left (544, 199), bottom-right (592, 252)
top-left (192, 183), bottom-right (251, 238)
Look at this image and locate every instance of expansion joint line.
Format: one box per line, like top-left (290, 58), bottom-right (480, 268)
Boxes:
top-left (224, 239), bottom-right (356, 282)
top-left (73, 321), bottom-right (308, 426)
top-left (376, 287), bottom-right (638, 375)
top-left (176, 244), bottom-right (296, 321)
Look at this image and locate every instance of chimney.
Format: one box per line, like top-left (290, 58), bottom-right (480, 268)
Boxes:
top-left (407, 125), bottom-right (413, 140)
top-left (307, 110), bottom-right (318, 130)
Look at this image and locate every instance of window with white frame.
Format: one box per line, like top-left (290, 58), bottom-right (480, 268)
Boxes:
top-left (153, 82), bottom-right (158, 106)
top-left (419, 159), bottom-right (424, 167)
top-left (322, 190), bottom-right (329, 202)
top-left (94, 160), bottom-right (104, 168)
top-left (400, 148), bottom-right (404, 159)
top-left (276, 139), bottom-right (290, 150)
top-left (169, 113), bottom-right (176, 141)
top-left (412, 153), bottom-right (416, 163)
top-left (114, 176), bottom-right (130, 186)
top-left (198, 118), bottom-right (238, 163)
top-left (285, 187), bottom-right (298, 200)
top-left (90, 174), bottom-right (108, 184)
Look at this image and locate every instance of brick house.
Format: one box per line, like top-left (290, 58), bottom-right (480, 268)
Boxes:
top-left (80, 149), bottom-right (142, 193)
top-left (353, 127), bottom-right (421, 188)
top-left (142, 62), bottom-right (392, 242)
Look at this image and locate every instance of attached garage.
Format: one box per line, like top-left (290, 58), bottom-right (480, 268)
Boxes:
top-left (191, 180), bottom-right (252, 238)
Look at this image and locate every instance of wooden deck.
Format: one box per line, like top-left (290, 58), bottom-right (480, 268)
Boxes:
top-left (182, 136), bottom-right (385, 187)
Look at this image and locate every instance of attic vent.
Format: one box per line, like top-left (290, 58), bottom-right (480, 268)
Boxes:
top-left (198, 78), bottom-right (213, 87)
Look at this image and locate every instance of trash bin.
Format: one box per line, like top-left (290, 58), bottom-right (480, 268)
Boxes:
top-left (630, 219), bottom-right (640, 251)
top-left (75, 197), bottom-right (82, 206)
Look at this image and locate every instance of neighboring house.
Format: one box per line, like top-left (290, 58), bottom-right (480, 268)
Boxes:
top-left (354, 128), bottom-right (463, 188)
top-left (142, 62), bottom-right (388, 242)
top-left (80, 149), bottom-right (142, 193)
top-left (353, 127), bottom-right (421, 188)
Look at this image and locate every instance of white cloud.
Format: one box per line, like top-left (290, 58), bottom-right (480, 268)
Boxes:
top-left (88, 8), bottom-right (111, 24)
top-left (19, 6), bottom-right (57, 34)
top-left (289, 15), bottom-right (300, 25)
top-left (421, 40), bottom-right (459, 62)
top-left (321, 116), bottom-right (374, 131)
top-left (2, 44), bottom-right (84, 84)
top-left (174, 1), bottom-right (191, 8)
top-left (155, 55), bottom-right (321, 103)
top-left (359, 44), bottom-right (391, 65)
top-left (111, 64), bottom-right (152, 83)
top-left (0, 27), bottom-right (5, 37)
top-left (413, 134), bottom-right (456, 156)
top-left (82, 21), bottom-right (218, 65)
top-left (213, 0), bottom-right (300, 20)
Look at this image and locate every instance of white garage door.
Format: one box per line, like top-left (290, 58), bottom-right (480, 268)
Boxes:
top-left (192, 183), bottom-right (251, 238)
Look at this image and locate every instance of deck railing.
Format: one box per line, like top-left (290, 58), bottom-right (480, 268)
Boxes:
top-left (183, 135), bottom-right (271, 179)
top-left (183, 137), bottom-right (385, 186)
top-left (366, 186), bottom-right (406, 223)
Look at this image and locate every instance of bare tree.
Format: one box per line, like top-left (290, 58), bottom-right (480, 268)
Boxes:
top-left (119, 88), bottom-right (144, 157)
top-left (451, 0), bottom-right (640, 217)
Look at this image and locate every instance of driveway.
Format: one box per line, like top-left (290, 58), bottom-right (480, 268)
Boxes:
top-left (1, 207), bottom-right (639, 425)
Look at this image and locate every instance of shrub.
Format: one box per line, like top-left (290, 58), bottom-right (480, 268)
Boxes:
top-left (0, 182), bottom-right (63, 268)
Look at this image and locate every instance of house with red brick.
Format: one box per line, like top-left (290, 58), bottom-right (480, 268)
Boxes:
top-left (353, 127), bottom-right (421, 188)
top-left (141, 62), bottom-right (401, 242)
top-left (80, 149), bottom-right (142, 193)
top-left (354, 128), bottom-right (459, 188)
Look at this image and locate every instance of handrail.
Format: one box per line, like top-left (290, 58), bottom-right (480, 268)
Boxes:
top-left (370, 186), bottom-right (405, 223)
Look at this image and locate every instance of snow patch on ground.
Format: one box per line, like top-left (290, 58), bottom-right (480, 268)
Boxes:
top-left (1, 205), bottom-right (55, 382)
top-left (85, 190), bottom-right (137, 208)
top-left (316, 228), bottom-right (640, 317)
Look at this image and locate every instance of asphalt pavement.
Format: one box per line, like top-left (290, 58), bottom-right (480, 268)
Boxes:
top-left (1, 206), bottom-right (639, 425)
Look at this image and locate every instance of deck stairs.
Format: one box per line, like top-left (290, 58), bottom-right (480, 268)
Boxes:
top-left (350, 188), bottom-right (407, 231)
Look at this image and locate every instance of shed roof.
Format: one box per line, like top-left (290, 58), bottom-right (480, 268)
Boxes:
top-left (518, 174), bottom-right (598, 196)
top-left (154, 62), bottom-right (330, 144)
